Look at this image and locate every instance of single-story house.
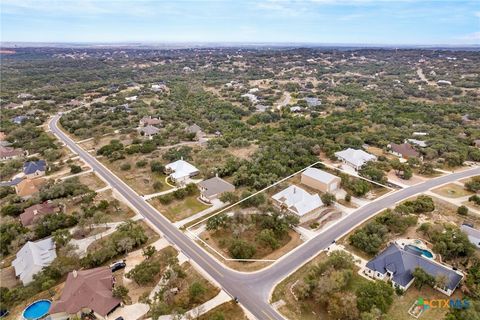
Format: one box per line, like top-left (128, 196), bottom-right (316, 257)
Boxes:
top-left (151, 83), bottom-right (169, 92)
top-left (290, 106), bottom-right (303, 112)
top-left (185, 124), bottom-right (204, 140)
top-left (23, 160), bottom-right (46, 178)
top-left (125, 95), bottom-right (137, 101)
top-left (301, 168), bottom-right (341, 193)
top-left (0, 146), bottom-right (24, 161)
top-left (388, 143), bottom-right (421, 160)
top-left (165, 159), bottom-right (200, 186)
top-left (364, 243), bottom-right (463, 296)
top-left (407, 138), bottom-right (428, 148)
top-left (255, 104), bottom-right (269, 112)
top-left (12, 237), bottom-right (56, 285)
top-left (20, 201), bottom-right (58, 227)
top-left (305, 97), bottom-right (321, 107)
top-left (334, 148), bottom-right (377, 171)
top-left (12, 115), bottom-right (28, 125)
top-left (138, 125), bottom-right (160, 139)
top-left (15, 178), bottom-right (45, 199)
top-left (197, 176), bottom-right (235, 203)
top-left (17, 93), bottom-right (34, 99)
top-left (139, 116), bottom-right (162, 127)
top-left (49, 267), bottom-right (121, 320)
top-left (272, 185), bottom-right (323, 223)
top-left (461, 224), bottom-right (480, 249)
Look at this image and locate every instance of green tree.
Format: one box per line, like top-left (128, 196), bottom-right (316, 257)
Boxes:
top-left (112, 285), bottom-right (130, 303)
top-left (69, 164), bottom-right (82, 174)
top-left (321, 192), bottom-right (336, 206)
top-left (413, 267), bottom-right (436, 290)
top-left (189, 282), bottom-right (206, 303)
top-left (457, 205), bottom-right (469, 216)
top-left (356, 281), bottom-right (394, 313)
top-left (228, 239), bottom-right (256, 259)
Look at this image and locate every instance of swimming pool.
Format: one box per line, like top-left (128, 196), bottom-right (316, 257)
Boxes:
top-left (22, 300), bottom-right (51, 320)
top-left (405, 244), bottom-right (434, 258)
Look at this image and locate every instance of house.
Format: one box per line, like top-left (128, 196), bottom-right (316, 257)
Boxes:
top-left (185, 124), bottom-right (204, 139)
top-left (197, 176), bottom-right (235, 203)
top-left (17, 93), bottom-right (34, 99)
top-left (290, 106), bottom-right (303, 112)
top-left (437, 80), bottom-right (452, 86)
top-left (407, 139), bottom-right (427, 148)
top-left (138, 125), bottom-right (160, 139)
top-left (151, 83), bottom-right (169, 92)
top-left (139, 116), bottom-right (162, 127)
top-left (15, 178), bottom-right (45, 199)
top-left (165, 159), bottom-right (200, 186)
top-left (272, 185), bottom-right (323, 222)
top-left (460, 224), bottom-right (480, 249)
top-left (241, 93), bottom-right (258, 104)
top-left (255, 104), bottom-right (269, 112)
top-left (388, 143), bottom-right (421, 160)
top-left (125, 95), bottom-right (137, 101)
top-left (0, 146), bottom-right (24, 161)
top-left (334, 148), bottom-right (377, 171)
top-left (364, 243), bottom-right (463, 296)
top-left (23, 160), bottom-right (46, 178)
top-left (11, 115), bottom-right (28, 125)
top-left (20, 201), bottom-right (58, 227)
top-left (49, 267), bottom-right (121, 320)
top-left (305, 97), bottom-right (321, 107)
top-left (301, 168), bottom-right (341, 193)
top-left (12, 237), bottom-right (56, 285)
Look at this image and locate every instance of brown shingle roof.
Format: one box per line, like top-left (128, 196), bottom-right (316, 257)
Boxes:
top-left (390, 143), bottom-right (420, 158)
top-left (20, 202), bottom-right (56, 226)
top-left (49, 267), bottom-right (121, 317)
top-left (0, 146), bottom-right (23, 158)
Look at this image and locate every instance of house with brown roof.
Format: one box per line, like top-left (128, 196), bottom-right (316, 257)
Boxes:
top-left (15, 178), bottom-right (45, 199)
top-left (388, 143), bottom-right (421, 161)
top-left (49, 267), bottom-right (121, 320)
top-left (139, 116), bottom-right (162, 127)
top-left (0, 146), bottom-right (24, 161)
top-left (197, 176), bottom-right (235, 203)
top-left (20, 201), bottom-right (58, 227)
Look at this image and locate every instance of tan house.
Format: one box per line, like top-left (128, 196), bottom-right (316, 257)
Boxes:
top-left (15, 178), bottom-right (45, 199)
top-left (49, 267), bottom-right (121, 320)
top-left (301, 168), bottom-right (341, 193)
top-left (197, 176), bottom-right (235, 203)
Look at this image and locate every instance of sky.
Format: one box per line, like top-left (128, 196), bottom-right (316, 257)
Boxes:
top-left (1, 0), bottom-right (479, 45)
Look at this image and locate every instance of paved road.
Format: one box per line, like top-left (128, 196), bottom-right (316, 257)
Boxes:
top-left (50, 114), bottom-right (480, 320)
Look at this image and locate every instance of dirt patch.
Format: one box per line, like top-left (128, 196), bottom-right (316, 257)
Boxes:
top-left (0, 266), bottom-right (19, 288)
top-left (78, 172), bottom-right (107, 190)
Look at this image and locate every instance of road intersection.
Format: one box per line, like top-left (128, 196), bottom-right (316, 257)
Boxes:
top-left (49, 114), bottom-right (480, 320)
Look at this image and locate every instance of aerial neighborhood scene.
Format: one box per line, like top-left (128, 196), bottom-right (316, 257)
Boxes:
top-left (0, 1), bottom-right (479, 320)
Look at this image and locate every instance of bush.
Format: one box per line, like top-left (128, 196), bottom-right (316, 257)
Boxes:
top-left (158, 194), bottom-right (174, 205)
top-left (465, 177), bottom-right (480, 193)
top-left (321, 192), bottom-right (336, 206)
top-left (345, 193), bottom-right (351, 202)
top-left (150, 161), bottom-right (164, 173)
top-left (469, 195), bottom-right (480, 205)
top-left (126, 259), bottom-right (161, 285)
top-left (457, 205), bottom-right (468, 216)
top-left (228, 239), bottom-right (256, 259)
top-left (136, 160), bottom-right (147, 168)
top-left (189, 282), bottom-right (206, 303)
top-left (69, 164), bottom-right (82, 174)
top-left (153, 181), bottom-right (163, 191)
top-left (120, 163), bottom-right (131, 171)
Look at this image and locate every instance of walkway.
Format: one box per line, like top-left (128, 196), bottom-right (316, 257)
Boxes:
top-left (69, 222), bottom-right (122, 256)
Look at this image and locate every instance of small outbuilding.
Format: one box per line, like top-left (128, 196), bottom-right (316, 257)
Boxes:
top-left (301, 167), bottom-right (341, 193)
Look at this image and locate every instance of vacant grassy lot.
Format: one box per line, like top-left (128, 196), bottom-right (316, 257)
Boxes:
top-left (197, 301), bottom-right (247, 320)
top-left (432, 183), bottom-right (472, 198)
top-left (78, 172), bottom-right (107, 190)
top-left (101, 154), bottom-right (172, 195)
top-left (150, 193), bottom-right (210, 222)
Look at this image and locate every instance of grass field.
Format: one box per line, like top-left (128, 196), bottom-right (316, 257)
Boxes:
top-left (197, 301), bottom-right (247, 320)
top-left (432, 183), bottom-right (472, 198)
top-left (150, 193), bottom-right (210, 222)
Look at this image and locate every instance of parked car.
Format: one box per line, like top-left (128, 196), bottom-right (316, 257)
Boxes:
top-left (110, 260), bottom-right (126, 272)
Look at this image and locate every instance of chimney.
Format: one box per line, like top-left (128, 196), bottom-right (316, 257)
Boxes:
top-left (73, 270), bottom-right (78, 278)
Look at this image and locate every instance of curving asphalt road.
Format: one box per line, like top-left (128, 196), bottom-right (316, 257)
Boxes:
top-left (49, 114), bottom-right (480, 320)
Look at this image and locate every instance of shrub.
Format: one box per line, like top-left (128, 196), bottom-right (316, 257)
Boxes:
top-left (228, 239), bottom-right (256, 259)
top-left (457, 205), bottom-right (468, 216)
top-left (120, 163), bottom-right (131, 171)
top-left (69, 164), bottom-right (82, 174)
top-left (136, 160), bottom-right (147, 168)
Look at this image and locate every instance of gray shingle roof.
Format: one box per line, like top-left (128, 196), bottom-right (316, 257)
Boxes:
top-left (366, 243), bottom-right (463, 290)
top-left (198, 176), bottom-right (235, 198)
top-left (23, 160), bottom-right (46, 175)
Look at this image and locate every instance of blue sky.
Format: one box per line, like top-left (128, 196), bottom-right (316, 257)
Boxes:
top-left (1, 0), bottom-right (479, 45)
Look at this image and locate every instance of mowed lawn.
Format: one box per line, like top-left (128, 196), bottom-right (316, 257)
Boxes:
top-left (151, 194), bottom-right (210, 222)
top-left (432, 183), bottom-right (472, 198)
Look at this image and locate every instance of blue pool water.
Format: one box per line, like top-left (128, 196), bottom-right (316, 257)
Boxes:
top-left (22, 300), bottom-right (51, 320)
top-left (405, 244), bottom-right (434, 258)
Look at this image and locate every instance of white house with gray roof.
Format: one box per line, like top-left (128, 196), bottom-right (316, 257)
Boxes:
top-left (335, 148), bottom-right (377, 171)
top-left (364, 243), bottom-right (463, 296)
top-left (12, 237), bottom-right (56, 285)
top-left (165, 159), bottom-right (199, 186)
top-left (272, 185), bottom-right (323, 222)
